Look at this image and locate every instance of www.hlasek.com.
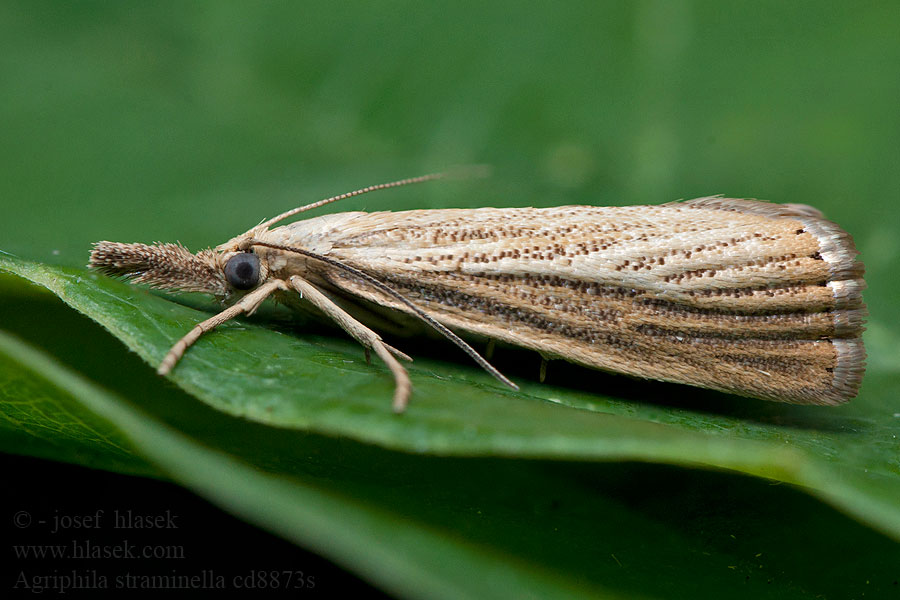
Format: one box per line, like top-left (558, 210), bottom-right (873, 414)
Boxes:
top-left (13, 569), bottom-right (316, 593)
top-left (13, 539), bottom-right (184, 561)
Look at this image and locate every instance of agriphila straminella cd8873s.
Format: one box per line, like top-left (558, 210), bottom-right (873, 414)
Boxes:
top-left (90, 172), bottom-right (866, 413)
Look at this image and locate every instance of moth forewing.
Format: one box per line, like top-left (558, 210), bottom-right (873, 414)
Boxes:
top-left (90, 178), bottom-right (866, 411)
top-left (273, 199), bottom-right (865, 406)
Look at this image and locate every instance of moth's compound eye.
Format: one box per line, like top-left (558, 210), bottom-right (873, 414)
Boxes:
top-left (225, 253), bottom-right (260, 290)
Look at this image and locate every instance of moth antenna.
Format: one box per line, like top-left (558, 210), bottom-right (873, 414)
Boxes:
top-left (258, 165), bottom-right (491, 230)
top-left (258, 173), bottom-right (444, 229)
top-left (249, 240), bottom-right (518, 391)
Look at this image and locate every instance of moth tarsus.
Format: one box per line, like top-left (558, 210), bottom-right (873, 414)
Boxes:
top-left (90, 176), bottom-right (866, 411)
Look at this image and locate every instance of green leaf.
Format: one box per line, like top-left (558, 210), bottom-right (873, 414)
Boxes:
top-left (3, 253), bottom-right (900, 546)
top-left (3, 330), bottom-right (900, 599)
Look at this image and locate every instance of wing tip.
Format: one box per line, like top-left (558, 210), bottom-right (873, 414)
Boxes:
top-left (824, 337), bottom-right (867, 405)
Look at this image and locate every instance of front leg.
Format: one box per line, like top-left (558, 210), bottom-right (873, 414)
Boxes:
top-left (288, 275), bottom-right (413, 413)
top-left (158, 279), bottom-right (288, 375)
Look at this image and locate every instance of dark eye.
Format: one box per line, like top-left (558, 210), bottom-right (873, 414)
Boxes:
top-left (224, 253), bottom-right (260, 290)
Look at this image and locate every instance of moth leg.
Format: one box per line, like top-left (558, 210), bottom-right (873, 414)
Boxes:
top-left (288, 275), bottom-right (412, 413)
top-left (158, 279), bottom-right (288, 376)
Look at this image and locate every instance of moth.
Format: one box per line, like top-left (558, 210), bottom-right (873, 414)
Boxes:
top-left (90, 174), bottom-right (866, 412)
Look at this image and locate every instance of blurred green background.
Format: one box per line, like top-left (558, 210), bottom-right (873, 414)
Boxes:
top-left (2, 1), bottom-right (899, 598)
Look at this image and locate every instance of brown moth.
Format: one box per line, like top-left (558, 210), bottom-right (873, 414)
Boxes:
top-left (90, 174), bottom-right (866, 412)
